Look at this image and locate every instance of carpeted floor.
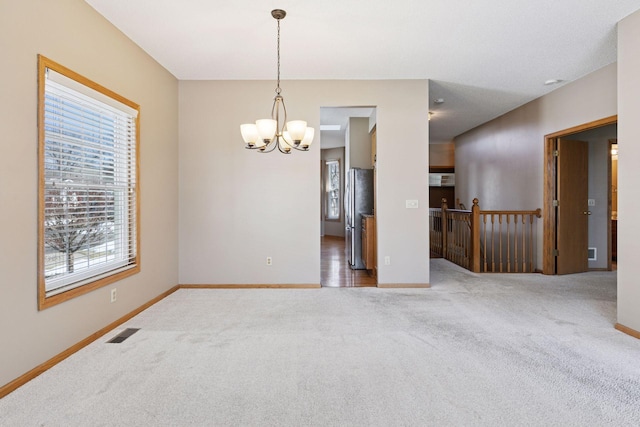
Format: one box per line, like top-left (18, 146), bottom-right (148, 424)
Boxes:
top-left (1, 260), bottom-right (639, 426)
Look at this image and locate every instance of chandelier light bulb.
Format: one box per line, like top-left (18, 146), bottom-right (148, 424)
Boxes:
top-left (300, 127), bottom-right (315, 149)
top-left (240, 123), bottom-right (259, 146)
top-left (256, 119), bottom-right (277, 143)
top-left (279, 138), bottom-right (292, 153)
top-left (286, 120), bottom-right (307, 144)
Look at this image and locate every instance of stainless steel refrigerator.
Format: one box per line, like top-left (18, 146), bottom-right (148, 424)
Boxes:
top-left (345, 168), bottom-right (374, 270)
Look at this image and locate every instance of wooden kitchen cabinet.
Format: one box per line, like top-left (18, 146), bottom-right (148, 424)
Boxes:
top-left (362, 215), bottom-right (376, 276)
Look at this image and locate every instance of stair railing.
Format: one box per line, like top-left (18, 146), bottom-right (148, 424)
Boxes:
top-left (429, 198), bottom-right (542, 273)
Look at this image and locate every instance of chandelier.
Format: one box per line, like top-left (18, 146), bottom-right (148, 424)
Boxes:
top-left (240, 9), bottom-right (314, 154)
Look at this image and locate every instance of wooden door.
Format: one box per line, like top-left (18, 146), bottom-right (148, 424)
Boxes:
top-left (556, 139), bottom-right (589, 274)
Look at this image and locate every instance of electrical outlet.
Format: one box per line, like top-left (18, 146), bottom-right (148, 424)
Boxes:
top-left (384, 256), bottom-right (391, 265)
top-left (588, 199), bottom-right (595, 206)
top-left (110, 288), bottom-right (117, 303)
top-left (266, 256), bottom-right (272, 266)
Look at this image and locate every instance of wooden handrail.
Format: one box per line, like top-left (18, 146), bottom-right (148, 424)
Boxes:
top-left (479, 209), bottom-right (542, 217)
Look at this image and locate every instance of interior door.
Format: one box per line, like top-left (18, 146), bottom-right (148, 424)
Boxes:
top-left (556, 138), bottom-right (589, 274)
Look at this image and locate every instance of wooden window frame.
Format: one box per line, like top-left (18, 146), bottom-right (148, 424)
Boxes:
top-left (37, 55), bottom-right (141, 310)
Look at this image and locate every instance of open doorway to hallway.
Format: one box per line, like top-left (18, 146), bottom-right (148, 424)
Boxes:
top-left (320, 107), bottom-right (377, 287)
top-left (543, 116), bottom-right (618, 274)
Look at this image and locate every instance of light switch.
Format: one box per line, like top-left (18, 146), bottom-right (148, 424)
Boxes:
top-left (588, 199), bottom-right (595, 206)
top-left (406, 200), bottom-right (419, 209)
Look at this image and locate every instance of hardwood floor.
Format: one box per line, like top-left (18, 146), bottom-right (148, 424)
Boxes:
top-left (321, 236), bottom-right (377, 287)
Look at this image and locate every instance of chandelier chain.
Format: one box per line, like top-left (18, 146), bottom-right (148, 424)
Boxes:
top-left (276, 18), bottom-right (281, 95)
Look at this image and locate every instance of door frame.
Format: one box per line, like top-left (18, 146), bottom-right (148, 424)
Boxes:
top-left (609, 137), bottom-right (617, 265)
top-left (543, 115), bottom-right (617, 275)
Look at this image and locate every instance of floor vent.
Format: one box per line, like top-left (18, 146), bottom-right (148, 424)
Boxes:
top-left (107, 328), bottom-right (140, 344)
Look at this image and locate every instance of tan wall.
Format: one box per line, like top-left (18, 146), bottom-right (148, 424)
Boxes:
top-left (454, 64), bottom-right (617, 270)
top-left (179, 80), bottom-right (429, 286)
top-left (617, 9), bottom-right (640, 332)
top-left (0, 0), bottom-right (179, 387)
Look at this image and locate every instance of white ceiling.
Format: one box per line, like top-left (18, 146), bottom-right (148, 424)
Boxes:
top-left (85, 0), bottom-right (640, 144)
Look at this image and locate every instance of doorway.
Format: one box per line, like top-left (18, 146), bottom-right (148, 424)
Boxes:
top-left (543, 116), bottom-right (618, 274)
top-left (319, 106), bottom-right (377, 287)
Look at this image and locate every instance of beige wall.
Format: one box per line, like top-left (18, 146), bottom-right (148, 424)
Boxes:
top-left (179, 80), bottom-right (429, 286)
top-left (617, 9), bottom-right (640, 333)
top-left (0, 0), bottom-right (179, 387)
top-left (455, 64), bottom-right (617, 270)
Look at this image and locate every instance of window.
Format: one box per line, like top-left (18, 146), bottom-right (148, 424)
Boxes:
top-left (38, 55), bottom-right (140, 309)
top-left (325, 159), bottom-right (341, 221)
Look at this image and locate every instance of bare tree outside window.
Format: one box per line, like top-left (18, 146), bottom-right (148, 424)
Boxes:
top-left (44, 185), bottom-right (114, 274)
top-left (43, 101), bottom-right (117, 277)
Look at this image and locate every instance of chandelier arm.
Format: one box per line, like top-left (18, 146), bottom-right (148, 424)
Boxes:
top-left (271, 96), bottom-right (278, 119)
top-left (271, 95), bottom-right (282, 136)
top-left (279, 137), bottom-right (294, 150)
top-left (290, 144), bottom-right (310, 152)
top-left (276, 138), bottom-right (292, 154)
top-left (280, 96), bottom-right (288, 130)
top-left (258, 141), bottom-right (279, 153)
top-left (271, 95), bottom-right (288, 138)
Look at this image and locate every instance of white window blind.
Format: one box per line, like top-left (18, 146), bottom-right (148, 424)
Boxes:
top-left (42, 67), bottom-right (138, 296)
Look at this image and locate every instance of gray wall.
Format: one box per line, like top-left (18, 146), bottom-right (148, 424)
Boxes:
top-left (454, 9), bottom-right (640, 333)
top-left (455, 64), bottom-right (617, 270)
top-left (0, 0), bottom-right (179, 387)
